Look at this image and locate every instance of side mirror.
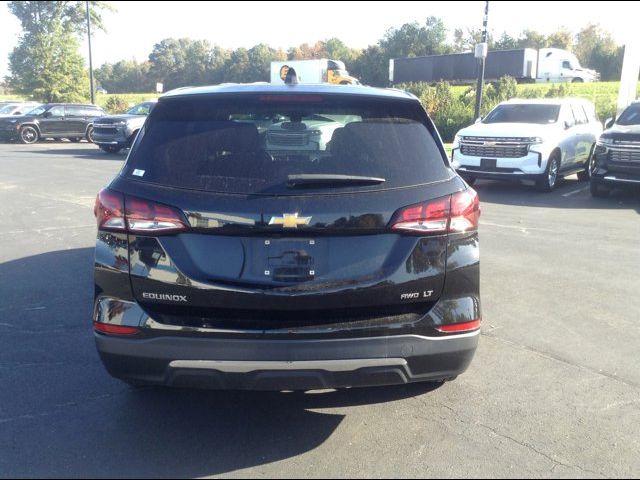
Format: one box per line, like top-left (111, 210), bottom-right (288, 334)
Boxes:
top-left (605, 117), bottom-right (615, 129)
top-left (564, 120), bottom-right (574, 130)
top-left (474, 117), bottom-right (481, 124)
top-left (42, 111), bottom-right (52, 118)
top-left (13, 111), bottom-right (21, 115)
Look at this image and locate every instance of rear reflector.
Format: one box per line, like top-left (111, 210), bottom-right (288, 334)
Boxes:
top-left (389, 188), bottom-right (480, 235)
top-left (436, 319), bottom-right (481, 333)
top-left (94, 188), bottom-right (189, 235)
top-left (93, 322), bottom-right (140, 335)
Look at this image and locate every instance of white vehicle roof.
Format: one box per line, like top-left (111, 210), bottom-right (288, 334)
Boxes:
top-left (501, 97), bottom-right (594, 106)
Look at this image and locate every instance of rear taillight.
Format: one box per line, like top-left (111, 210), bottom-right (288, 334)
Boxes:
top-left (93, 321), bottom-right (140, 336)
top-left (436, 319), bottom-right (481, 333)
top-left (94, 188), bottom-right (189, 235)
top-left (125, 197), bottom-right (189, 234)
top-left (449, 188), bottom-right (480, 233)
top-left (390, 189), bottom-right (480, 235)
top-left (94, 189), bottom-right (126, 231)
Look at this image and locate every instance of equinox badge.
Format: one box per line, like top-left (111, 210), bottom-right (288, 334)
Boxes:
top-left (269, 213), bottom-right (312, 228)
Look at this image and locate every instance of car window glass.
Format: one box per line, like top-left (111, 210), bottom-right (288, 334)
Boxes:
top-left (616, 104), bottom-right (640, 125)
top-left (49, 106), bottom-right (65, 117)
top-left (483, 104), bottom-right (560, 124)
top-left (124, 95), bottom-right (449, 195)
top-left (66, 106), bottom-right (83, 117)
top-left (570, 104), bottom-right (587, 125)
top-left (127, 103), bottom-right (154, 115)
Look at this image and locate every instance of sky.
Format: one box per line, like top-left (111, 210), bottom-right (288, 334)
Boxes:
top-left (0, 1), bottom-right (636, 79)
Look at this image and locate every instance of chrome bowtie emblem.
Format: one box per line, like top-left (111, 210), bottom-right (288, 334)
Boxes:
top-left (269, 213), bottom-right (312, 228)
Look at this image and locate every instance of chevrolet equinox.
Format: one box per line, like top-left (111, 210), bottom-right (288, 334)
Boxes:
top-left (93, 83), bottom-right (481, 391)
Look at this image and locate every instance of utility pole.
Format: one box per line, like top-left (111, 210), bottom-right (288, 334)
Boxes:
top-left (86, 1), bottom-right (95, 104)
top-left (474, 0), bottom-right (489, 120)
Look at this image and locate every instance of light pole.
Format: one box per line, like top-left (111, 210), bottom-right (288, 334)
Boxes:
top-left (474, 0), bottom-right (489, 120)
top-left (86, 1), bottom-right (95, 104)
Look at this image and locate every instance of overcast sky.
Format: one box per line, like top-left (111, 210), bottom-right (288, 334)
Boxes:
top-left (0, 1), bottom-right (635, 78)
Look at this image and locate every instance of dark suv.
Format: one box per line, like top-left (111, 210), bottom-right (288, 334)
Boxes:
top-left (93, 84), bottom-right (481, 391)
top-left (0, 103), bottom-right (105, 144)
top-left (590, 101), bottom-right (640, 196)
top-left (93, 100), bottom-right (156, 154)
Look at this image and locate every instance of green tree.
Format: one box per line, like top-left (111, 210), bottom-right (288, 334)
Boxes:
top-left (452, 28), bottom-right (493, 53)
top-left (321, 38), bottom-right (360, 65)
top-left (95, 60), bottom-right (154, 93)
top-left (517, 29), bottom-right (547, 49)
top-left (6, 1), bottom-right (113, 102)
top-left (244, 43), bottom-right (283, 82)
top-left (546, 28), bottom-right (573, 50)
top-left (494, 32), bottom-right (518, 50)
top-left (350, 45), bottom-right (388, 87)
top-left (574, 24), bottom-right (622, 80)
top-left (148, 38), bottom-right (227, 90)
top-left (381, 17), bottom-right (449, 58)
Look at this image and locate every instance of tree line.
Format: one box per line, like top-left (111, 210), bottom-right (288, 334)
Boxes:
top-left (96, 20), bottom-right (624, 94)
top-left (4, 1), bottom-right (626, 102)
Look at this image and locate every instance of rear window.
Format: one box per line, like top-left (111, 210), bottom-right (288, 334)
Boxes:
top-left (483, 104), bottom-right (561, 124)
top-left (123, 94), bottom-right (449, 195)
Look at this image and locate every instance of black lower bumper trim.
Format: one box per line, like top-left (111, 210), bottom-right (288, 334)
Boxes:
top-left (95, 332), bottom-right (479, 390)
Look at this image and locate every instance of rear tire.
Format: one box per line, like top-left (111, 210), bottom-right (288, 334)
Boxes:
top-left (590, 180), bottom-right (610, 197)
top-left (572, 77), bottom-right (584, 83)
top-left (536, 152), bottom-right (560, 192)
top-left (577, 165), bottom-right (590, 182)
top-left (19, 125), bottom-right (39, 144)
top-left (85, 126), bottom-right (95, 143)
top-left (99, 145), bottom-right (122, 154)
top-left (462, 176), bottom-right (477, 186)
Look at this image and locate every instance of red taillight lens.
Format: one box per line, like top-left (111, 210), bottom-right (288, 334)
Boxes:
top-left (436, 319), bottom-right (481, 333)
top-left (94, 188), bottom-right (189, 235)
top-left (389, 188), bottom-right (480, 235)
top-left (93, 321), bottom-right (140, 335)
top-left (94, 188), bottom-right (126, 231)
top-left (449, 188), bottom-right (480, 233)
top-left (390, 195), bottom-right (450, 234)
top-left (125, 196), bottom-right (189, 234)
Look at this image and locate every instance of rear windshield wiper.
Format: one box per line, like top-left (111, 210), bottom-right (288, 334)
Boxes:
top-left (287, 174), bottom-right (386, 188)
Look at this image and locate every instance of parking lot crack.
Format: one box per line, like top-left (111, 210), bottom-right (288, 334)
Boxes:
top-left (481, 332), bottom-right (640, 389)
top-left (477, 422), bottom-right (605, 478)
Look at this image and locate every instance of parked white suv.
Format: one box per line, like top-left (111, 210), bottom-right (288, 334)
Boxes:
top-left (451, 98), bottom-right (602, 191)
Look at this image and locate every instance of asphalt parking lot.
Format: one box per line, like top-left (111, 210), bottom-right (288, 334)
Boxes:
top-left (1, 142), bottom-right (639, 479)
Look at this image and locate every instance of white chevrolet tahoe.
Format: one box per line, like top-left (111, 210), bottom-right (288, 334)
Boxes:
top-left (452, 98), bottom-right (602, 191)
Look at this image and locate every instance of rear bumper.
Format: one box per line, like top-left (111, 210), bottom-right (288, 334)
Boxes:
top-left (95, 331), bottom-right (479, 390)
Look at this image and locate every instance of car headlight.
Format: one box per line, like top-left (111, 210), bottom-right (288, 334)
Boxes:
top-left (452, 135), bottom-right (461, 149)
top-left (597, 137), bottom-right (614, 146)
top-left (308, 129), bottom-right (322, 136)
top-left (528, 137), bottom-right (544, 144)
top-left (8, 119), bottom-right (18, 123)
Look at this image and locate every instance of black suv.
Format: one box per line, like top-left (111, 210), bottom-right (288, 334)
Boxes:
top-left (0, 103), bottom-right (105, 144)
top-left (93, 84), bottom-right (481, 391)
top-left (590, 101), bottom-right (640, 196)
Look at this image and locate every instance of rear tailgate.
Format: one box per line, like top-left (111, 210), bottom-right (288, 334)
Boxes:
top-left (115, 91), bottom-right (460, 330)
